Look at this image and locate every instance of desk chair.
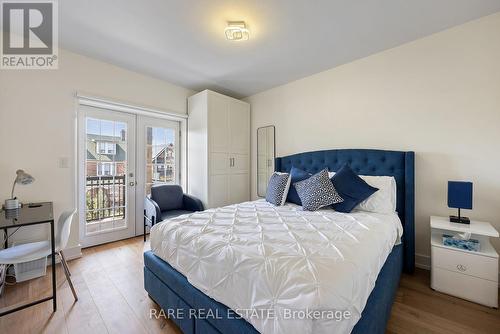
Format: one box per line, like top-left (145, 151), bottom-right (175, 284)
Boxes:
top-left (0, 210), bottom-right (78, 301)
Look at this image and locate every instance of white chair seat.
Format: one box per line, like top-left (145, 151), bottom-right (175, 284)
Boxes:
top-left (0, 210), bottom-right (78, 301)
top-left (0, 241), bottom-right (51, 264)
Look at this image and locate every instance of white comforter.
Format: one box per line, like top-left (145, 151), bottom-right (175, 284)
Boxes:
top-left (150, 200), bottom-right (403, 334)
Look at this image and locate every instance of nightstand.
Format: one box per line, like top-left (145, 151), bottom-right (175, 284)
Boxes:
top-left (430, 216), bottom-right (499, 308)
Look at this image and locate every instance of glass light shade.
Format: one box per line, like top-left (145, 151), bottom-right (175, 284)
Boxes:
top-left (225, 21), bottom-right (249, 41)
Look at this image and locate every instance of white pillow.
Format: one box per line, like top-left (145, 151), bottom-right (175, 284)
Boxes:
top-left (355, 175), bottom-right (397, 214)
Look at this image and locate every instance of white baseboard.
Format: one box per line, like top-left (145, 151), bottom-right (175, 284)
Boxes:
top-left (415, 253), bottom-right (431, 270)
top-left (46, 244), bottom-right (82, 266)
top-left (62, 244), bottom-right (82, 261)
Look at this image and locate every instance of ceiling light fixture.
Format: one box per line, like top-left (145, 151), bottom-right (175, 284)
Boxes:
top-left (225, 21), bottom-right (249, 41)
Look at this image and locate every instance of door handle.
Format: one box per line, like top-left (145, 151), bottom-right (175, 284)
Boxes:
top-left (229, 157), bottom-right (234, 167)
top-left (129, 181), bottom-right (136, 186)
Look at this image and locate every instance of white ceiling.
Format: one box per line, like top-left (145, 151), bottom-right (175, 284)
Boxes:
top-left (60, 0), bottom-right (500, 98)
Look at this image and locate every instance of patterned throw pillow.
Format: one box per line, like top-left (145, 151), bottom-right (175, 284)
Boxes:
top-left (265, 172), bottom-right (291, 206)
top-left (294, 169), bottom-right (343, 211)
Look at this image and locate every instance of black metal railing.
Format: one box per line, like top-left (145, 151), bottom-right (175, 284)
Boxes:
top-left (85, 175), bottom-right (126, 222)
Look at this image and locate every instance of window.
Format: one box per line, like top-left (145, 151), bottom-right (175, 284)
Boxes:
top-left (145, 126), bottom-right (176, 191)
top-left (97, 162), bottom-right (115, 176)
top-left (97, 141), bottom-right (116, 155)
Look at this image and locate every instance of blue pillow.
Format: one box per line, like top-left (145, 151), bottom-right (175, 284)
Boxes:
top-left (330, 164), bottom-right (378, 213)
top-left (286, 167), bottom-right (311, 205)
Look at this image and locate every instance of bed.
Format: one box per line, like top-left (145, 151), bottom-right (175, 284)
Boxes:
top-left (144, 149), bottom-right (415, 334)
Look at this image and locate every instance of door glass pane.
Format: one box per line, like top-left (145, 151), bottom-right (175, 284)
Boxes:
top-left (85, 117), bottom-right (128, 236)
top-left (145, 126), bottom-right (176, 195)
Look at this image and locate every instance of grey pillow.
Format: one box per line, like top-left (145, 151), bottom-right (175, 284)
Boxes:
top-left (265, 172), bottom-right (291, 206)
top-left (294, 169), bottom-right (343, 211)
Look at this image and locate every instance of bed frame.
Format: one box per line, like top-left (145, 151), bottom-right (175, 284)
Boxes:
top-left (144, 149), bottom-right (415, 334)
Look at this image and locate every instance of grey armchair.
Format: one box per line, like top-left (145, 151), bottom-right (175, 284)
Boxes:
top-left (144, 184), bottom-right (204, 241)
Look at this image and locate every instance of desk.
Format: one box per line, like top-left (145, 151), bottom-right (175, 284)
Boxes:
top-left (0, 202), bottom-right (56, 316)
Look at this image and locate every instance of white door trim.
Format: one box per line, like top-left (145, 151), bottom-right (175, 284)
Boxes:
top-left (76, 92), bottom-right (188, 120)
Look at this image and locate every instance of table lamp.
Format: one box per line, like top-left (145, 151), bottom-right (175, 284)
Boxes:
top-left (4, 169), bottom-right (35, 210)
top-left (448, 181), bottom-right (472, 224)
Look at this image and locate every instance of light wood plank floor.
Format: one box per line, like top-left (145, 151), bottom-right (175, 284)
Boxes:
top-left (1, 236), bottom-right (499, 334)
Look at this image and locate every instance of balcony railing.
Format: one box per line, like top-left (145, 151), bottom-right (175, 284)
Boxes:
top-left (86, 175), bottom-right (126, 222)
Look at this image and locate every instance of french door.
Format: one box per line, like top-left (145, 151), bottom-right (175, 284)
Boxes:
top-left (78, 105), bottom-right (181, 247)
top-left (135, 116), bottom-right (180, 235)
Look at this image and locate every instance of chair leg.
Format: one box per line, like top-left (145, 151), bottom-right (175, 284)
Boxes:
top-left (58, 252), bottom-right (78, 301)
top-left (144, 209), bottom-right (146, 242)
top-left (59, 250), bottom-right (71, 276)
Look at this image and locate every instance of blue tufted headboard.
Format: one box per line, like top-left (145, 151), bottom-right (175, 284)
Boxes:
top-left (275, 149), bottom-right (415, 273)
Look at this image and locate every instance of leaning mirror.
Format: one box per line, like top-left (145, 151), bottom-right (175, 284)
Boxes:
top-left (257, 126), bottom-right (276, 197)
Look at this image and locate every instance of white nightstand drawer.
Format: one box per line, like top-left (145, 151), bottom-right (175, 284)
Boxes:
top-left (431, 245), bottom-right (498, 281)
top-left (431, 267), bottom-right (498, 308)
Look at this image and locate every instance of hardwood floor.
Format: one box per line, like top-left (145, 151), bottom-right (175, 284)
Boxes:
top-left (1, 236), bottom-right (499, 334)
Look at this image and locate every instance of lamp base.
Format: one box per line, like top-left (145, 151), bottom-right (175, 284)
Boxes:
top-left (4, 199), bottom-right (20, 210)
top-left (449, 215), bottom-right (470, 224)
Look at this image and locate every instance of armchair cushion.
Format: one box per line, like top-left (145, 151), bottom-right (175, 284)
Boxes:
top-left (151, 185), bottom-right (183, 211)
top-left (160, 210), bottom-right (193, 221)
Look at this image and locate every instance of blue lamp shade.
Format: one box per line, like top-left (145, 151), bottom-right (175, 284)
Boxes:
top-left (447, 181), bottom-right (473, 210)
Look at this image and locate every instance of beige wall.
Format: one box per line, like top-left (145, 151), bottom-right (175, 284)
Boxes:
top-left (246, 12), bottom-right (500, 265)
top-left (0, 49), bottom-right (193, 252)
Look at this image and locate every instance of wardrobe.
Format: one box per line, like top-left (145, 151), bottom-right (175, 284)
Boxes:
top-left (187, 90), bottom-right (250, 208)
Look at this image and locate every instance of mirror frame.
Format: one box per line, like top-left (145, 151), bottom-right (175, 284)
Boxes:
top-left (256, 125), bottom-right (276, 197)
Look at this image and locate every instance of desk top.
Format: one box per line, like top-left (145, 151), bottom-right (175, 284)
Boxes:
top-left (0, 202), bottom-right (54, 229)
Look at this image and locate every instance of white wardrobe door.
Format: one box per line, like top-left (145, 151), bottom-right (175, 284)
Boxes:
top-left (231, 154), bottom-right (249, 174)
top-left (211, 152), bottom-right (230, 175)
top-left (229, 102), bottom-right (249, 154)
top-left (229, 174), bottom-right (249, 204)
top-left (209, 175), bottom-right (229, 208)
top-left (209, 94), bottom-right (229, 153)
top-left (228, 101), bottom-right (249, 204)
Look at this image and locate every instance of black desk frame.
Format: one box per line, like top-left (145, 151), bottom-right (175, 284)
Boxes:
top-left (0, 218), bottom-right (56, 316)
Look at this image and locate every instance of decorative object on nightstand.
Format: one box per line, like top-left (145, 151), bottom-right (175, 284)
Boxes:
top-left (430, 216), bottom-right (499, 308)
top-left (4, 169), bottom-right (35, 210)
top-left (447, 181), bottom-right (472, 224)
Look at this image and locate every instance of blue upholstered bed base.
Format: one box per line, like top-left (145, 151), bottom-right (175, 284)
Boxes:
top-left (144, 149), bottom-right (414, 333)
top-left (144, 245), bottom-right (402, 334)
